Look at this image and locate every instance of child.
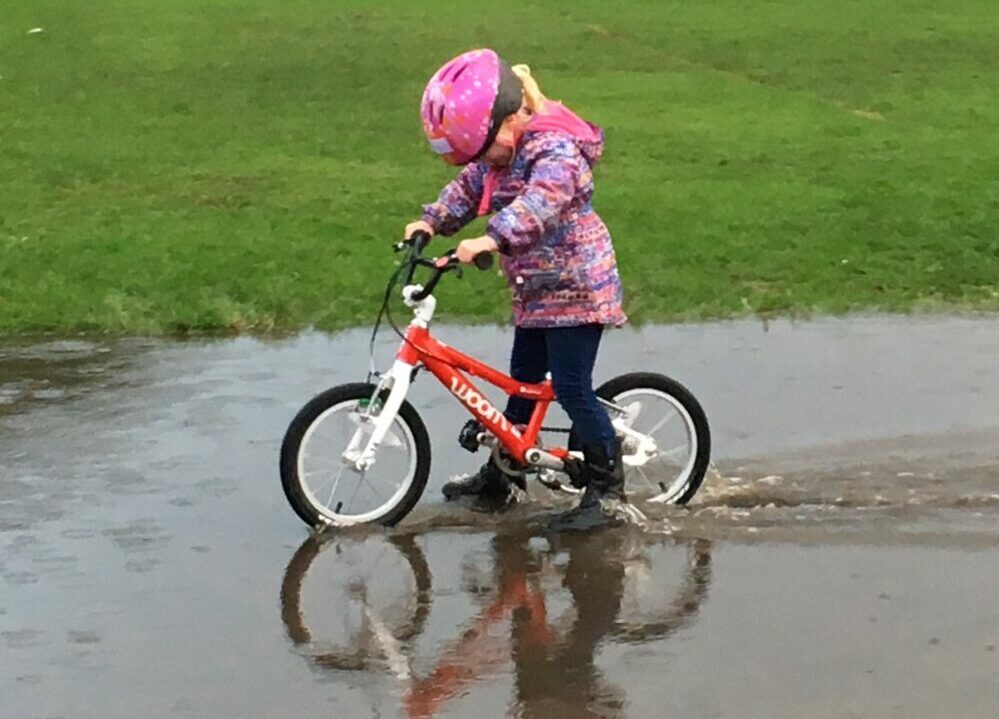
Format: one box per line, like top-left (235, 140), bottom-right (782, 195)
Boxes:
top-left (405, 48), bottom-right (629, 525)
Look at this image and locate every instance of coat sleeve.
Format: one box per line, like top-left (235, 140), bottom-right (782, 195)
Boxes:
top-left (421, 163), bottom-right (487, 237)
top-left (485, 137), bottom-right (583, 253)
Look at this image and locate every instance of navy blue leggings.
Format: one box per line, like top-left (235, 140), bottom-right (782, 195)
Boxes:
top-left (503, 325), bottom-right (617, 455)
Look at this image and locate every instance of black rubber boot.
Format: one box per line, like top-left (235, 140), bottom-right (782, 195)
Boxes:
top-left (577, 441), bottom-right (627, 508)
top-left (442, 458), bottom-right (520, 511)
top-left (551, 441), bottom-right (642, 531)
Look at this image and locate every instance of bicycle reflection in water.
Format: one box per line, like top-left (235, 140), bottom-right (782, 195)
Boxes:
top-left (280, 531), bottom-right (712, 718)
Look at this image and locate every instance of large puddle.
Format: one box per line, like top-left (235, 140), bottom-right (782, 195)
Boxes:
top-left (2, 316), bottom-right (997, 717)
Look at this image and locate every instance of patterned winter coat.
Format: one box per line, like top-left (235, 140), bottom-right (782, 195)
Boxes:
top-left (421, 128), bottom-right (627, 328)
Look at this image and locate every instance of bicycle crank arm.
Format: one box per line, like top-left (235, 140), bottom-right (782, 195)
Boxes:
top-left (475, 431), bottom-right (567, 471)
top-left (523, 447), bottom-right (565, 471)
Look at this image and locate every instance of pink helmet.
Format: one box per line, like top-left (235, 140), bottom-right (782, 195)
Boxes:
top-left (421, 49), bottom-right (524, 165)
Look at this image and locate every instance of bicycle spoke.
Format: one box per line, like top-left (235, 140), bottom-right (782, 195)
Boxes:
top-left (346, 471), bottom-right (366, 515)
top-left (326, 464), bottom-right (349, 509)
top-left (659, 443), bottom-right (690, 466)
top-left (342, 414), bottom-right (354, 444)
top-left (360, 476), bottom-right (387, 503)
top-left (382, 427), bottom-right (404, 449)
top-left (646, 410), bottom-right (678, 438)
top-left (301, 464), bottom-right (337, 492)
top-left (302, 455), bottom-right (341, 472)
top-left (635, 465), bottom-right (658, 492)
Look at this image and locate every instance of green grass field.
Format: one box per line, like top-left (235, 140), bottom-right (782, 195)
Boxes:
top-left (2, 0), bottom-right (998, 334)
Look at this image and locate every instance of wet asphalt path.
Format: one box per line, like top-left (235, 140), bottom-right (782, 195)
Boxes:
top-left (1, 315), bottom-right (997, 718)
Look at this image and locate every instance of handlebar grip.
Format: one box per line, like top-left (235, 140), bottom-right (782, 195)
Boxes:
top-left (473, 252), bottom-right (494, 270)
top-left (409, 230), bottom-right (432, 252)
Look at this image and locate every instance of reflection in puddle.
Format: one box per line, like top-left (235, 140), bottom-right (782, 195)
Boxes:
top-left (281, 530), bottom-right (711, 718)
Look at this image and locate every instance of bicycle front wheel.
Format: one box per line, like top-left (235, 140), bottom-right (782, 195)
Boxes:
top-left (280, 383), bottom-right (431, 529)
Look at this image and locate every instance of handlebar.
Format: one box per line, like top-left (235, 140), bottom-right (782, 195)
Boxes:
top-left (473, 252), bottom-right (494, 270)
top-left (396, 231), bottom-right (494, 302)
top-left (396, 230), bottom-right (432, 254)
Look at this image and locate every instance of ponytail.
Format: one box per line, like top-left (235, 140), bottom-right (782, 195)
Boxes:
top-left (511, 64), bottom-right (547, 113)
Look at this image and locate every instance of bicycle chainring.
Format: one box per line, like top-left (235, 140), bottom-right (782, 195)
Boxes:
top-left (490, 445), bottom-right (529, 477)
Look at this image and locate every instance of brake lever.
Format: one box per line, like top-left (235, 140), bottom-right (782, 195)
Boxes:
top-left (438, 250), bottom-right (462, 277)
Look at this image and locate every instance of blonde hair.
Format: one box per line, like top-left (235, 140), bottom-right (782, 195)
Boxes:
top-left (511, 64), bottom-right (547, 113)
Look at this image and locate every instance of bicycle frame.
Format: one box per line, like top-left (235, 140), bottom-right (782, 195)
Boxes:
top-left (349, 283), bottom-right (570, 472)
top-left (400, 324), bottom-right (567, 462)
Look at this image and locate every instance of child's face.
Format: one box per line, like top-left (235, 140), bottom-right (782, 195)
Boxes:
top-left (478, 108), bottom-right (531, 167)
top-left (481, 140), bottom-right (515, 167)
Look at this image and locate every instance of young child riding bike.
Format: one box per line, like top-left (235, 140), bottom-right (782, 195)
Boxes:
top-left (405, 48), bottom-right (629, 524)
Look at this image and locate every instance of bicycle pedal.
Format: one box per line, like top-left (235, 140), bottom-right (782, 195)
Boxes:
top-left (458, 419), bottom-right (485, 453)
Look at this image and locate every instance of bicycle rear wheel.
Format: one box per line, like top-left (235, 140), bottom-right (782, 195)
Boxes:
top-left (280, 383), bottom-right (431, 528)
top-left (570, 373), bottom-right (711, 505)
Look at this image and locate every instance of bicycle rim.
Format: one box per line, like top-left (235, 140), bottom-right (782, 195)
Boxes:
top-left (298, 397), bottom-right (418, 524)
top-left (610, 388), bottom-right (698, 503)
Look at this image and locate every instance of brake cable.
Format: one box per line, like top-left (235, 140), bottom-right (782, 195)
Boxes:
top-left (366, 260), bottom-right (407, 383)
top-left (367, 240), bottom-right (460, 383)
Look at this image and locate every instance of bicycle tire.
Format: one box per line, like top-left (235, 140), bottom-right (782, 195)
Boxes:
top-left (280, 383), bottom-right (432, 528)
top-left (570, 372), bottom-right (711, 505)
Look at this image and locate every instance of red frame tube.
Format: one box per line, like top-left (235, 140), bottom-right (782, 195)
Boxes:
top-left (396, 326), bottom-right (558, 462)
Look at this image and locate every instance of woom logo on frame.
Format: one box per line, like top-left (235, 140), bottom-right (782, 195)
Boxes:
top-left (449, 377), bottom-right (520, 437)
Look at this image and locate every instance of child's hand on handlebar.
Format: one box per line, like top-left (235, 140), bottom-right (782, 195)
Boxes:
top-left (404, 220), bottom-right (435, 240)
top-left (455, 235), bottom-right (499, 264)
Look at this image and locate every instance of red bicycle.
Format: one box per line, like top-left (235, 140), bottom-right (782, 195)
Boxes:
top-left (280, 233), bottom-right (711, 529)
